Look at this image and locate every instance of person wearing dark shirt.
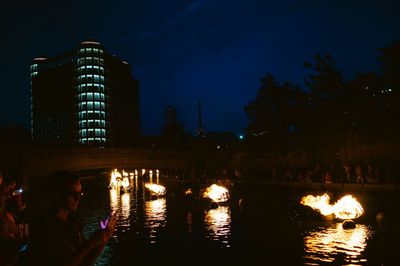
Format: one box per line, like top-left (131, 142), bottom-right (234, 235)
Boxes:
top-left (29, 171), bottom-right (116, 266)
top-left (0, 170), bottom-right (25, 265)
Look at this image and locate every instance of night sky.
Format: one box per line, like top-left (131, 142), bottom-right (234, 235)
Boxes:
top-left (1, 0), bottom-right (400, 135)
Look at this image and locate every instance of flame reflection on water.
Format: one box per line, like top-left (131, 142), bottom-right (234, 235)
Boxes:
top-left (109, 189), bottom-right (132, 232)
top-left (204, 206), bottom-right (232, 247)
top-left (145, 198), bottom-right (167, 243)
top-left (120, 193), bottom-right (130, 228)
top-left (109, 188), bottom-right (118, 213)
top-left (303, 223), bottom-right (372, 265)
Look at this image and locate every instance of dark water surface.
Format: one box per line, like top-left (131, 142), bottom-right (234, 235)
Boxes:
top-left (70, 175), bottom-right (399, 265)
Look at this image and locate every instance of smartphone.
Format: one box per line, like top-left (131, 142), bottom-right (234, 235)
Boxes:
top-left (99, 215), bottom-right (111, 230)
top-left (13, 188), bottom-right (24, 196)
top-left (18, 244), bottom-right (29, 253)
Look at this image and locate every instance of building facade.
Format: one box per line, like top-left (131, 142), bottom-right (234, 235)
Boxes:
top-left (31, 40), bottom-right (140, 146)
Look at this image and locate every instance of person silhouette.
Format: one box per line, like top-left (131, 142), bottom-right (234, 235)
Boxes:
top-left (29, 171), bottom-right (116, 266)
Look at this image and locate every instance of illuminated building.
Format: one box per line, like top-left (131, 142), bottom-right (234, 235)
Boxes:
top-left (30, 40), bottom-right (140, 145)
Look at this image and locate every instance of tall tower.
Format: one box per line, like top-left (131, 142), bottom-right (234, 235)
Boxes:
top-left (30, 40), bottom-right (140, 146)
top-left (76, 41), bottom-right (107, 144)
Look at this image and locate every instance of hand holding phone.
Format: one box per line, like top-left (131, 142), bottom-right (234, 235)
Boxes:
top-left (99, 215), bottom-right (110, 230)
top-left (99, 212), bottom-right (117, 230)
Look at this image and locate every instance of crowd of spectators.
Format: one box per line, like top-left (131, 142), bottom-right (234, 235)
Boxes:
top-left (273, 162), bottom-right (398, 185)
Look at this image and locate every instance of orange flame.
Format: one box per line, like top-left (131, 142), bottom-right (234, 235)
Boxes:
top-left (121, 177), bottom-right (130, 189)
top-left (145, 183), bottom-right (166, 196)
top-left (301, 194), bottom-right (364, 220)
top-left (203, 184), bottom-right (230, 203)
top-left (110, 168), bottom-right (122, 189)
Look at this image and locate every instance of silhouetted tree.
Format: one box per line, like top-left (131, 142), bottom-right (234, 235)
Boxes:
top-left (346, 42), bottom-right (400, 142)
top-left (378, 42), bottom-right (400, 139)
top-left (303, 54), bottom-right (345, 160)
top-left (304, 54), bottom-right (344, 99)
top-left (379, 41), bottom-right (400, 89)
top-left (244, 42), bottom-right (400, 166)
top-left (245, 73), bottom-right (307, 154)
top-left (345, 72), bottom-right (382, 138)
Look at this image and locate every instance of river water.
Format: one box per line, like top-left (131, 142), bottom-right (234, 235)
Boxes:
top-left (71, 174), bottom-right (399, 265)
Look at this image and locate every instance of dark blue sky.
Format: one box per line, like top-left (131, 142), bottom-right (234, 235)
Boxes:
top-left (1, 0), bottom-right (400, 135)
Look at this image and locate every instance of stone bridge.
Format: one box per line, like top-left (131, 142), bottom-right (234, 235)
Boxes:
top-left (26, 147), bottom-right (194, 178)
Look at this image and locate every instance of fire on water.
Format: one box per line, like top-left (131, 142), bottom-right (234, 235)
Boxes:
top-left (109, 169), bottom-right (122, 189)
top-left (300, 193), bottom-right (364, 220)
top-left (145, 183), bottom-right (166, 196)
top-left (203, 184), bottom-right (230, 203)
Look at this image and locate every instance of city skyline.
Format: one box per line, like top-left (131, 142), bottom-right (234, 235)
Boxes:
top-left (1, 0), bottom-right (400, 135)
